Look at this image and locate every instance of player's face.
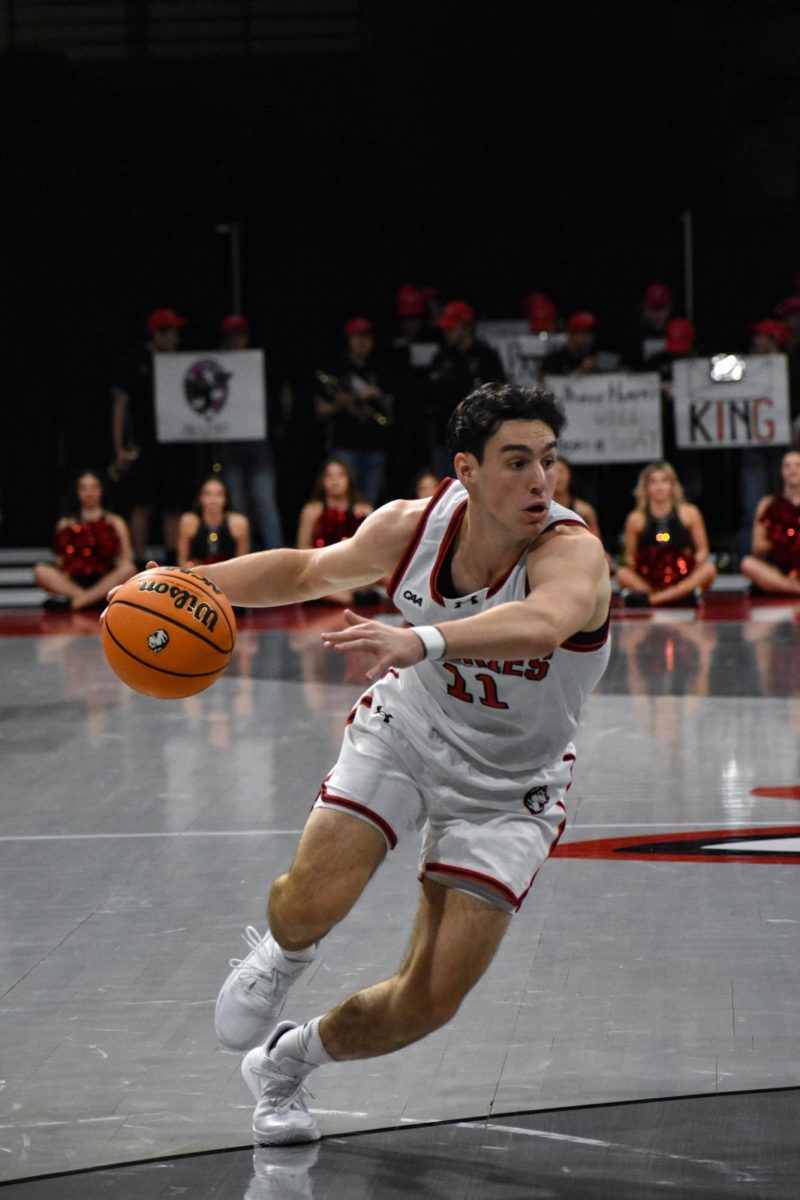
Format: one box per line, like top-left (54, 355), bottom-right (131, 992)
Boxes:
top-left (462, 419), bottom-right (558, 536)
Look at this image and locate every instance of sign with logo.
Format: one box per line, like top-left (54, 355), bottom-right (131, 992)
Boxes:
top-left (479, 324), bottom-right (567, 387)
top-left (154, 350), bottom-right (267, 443)
top-left (672, 355), bottom-right (791, 449)
top-left (543, 373), bottom-right (662, 464)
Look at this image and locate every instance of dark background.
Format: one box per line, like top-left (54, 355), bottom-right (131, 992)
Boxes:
top-left (4, 0), bottom-right (800, 545)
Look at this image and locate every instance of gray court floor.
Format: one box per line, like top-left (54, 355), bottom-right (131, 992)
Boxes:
top-left (1, 608), bottom-right (799, 1189)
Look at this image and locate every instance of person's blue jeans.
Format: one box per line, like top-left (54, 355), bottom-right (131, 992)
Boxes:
top-left (223, 441), bottom-right (284, 549)
top-left (331, 448), bottom-right (386, 507)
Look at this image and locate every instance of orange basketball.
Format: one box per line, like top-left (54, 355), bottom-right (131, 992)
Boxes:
top-left (101, 567), bottom-right (236, 699)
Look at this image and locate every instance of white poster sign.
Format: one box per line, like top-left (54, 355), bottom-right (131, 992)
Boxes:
top-left (544, 373), bottom-right (663, 463)
top-left (154, 350), bottom-right (267, 443)
top-left (672, 355), bottom-right (791, 449)
top-left (485, 332), bottom-right (568, 386)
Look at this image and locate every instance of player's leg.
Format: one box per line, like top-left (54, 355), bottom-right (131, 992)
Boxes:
top-left (243, 878), bottom-right (510, 1144)
top-left (215, 806), bottom-right (387, 1050)
top-left (319, 876), bottom-right (510, 1058)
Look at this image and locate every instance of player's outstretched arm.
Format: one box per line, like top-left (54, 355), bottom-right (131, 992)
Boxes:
top-left (190, 501), bottom-right (419, 608)
top-left (323, 527), bottom-right (609, 677)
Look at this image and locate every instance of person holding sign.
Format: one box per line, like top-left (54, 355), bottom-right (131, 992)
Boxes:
top-left (616, 461), bottom-right (716, 607)
top-left (740, 449), bottom-right (800, 596)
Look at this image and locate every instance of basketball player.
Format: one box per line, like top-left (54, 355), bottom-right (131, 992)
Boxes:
top-left (197, 382), bottom-right (612, 1144)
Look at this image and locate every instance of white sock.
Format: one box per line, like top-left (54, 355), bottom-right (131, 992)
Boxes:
top-left (281, 942), bottom-right (316, 964)
top-left (271, 1017), bottom-right (332, 1079)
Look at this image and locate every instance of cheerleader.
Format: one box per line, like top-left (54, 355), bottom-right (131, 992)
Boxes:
top-left (616, 461), bottom-right (716, 607)
top-left (740, 449), bottom-right (800, 596)
top-left (35, 471), bottom-right (136, 611)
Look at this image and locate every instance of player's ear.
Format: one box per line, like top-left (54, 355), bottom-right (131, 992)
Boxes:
top-left (454, 451), bottom-right (477, 485)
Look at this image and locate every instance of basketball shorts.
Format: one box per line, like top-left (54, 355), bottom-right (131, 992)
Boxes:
top-left (313, 690), bottom-right (575, 914)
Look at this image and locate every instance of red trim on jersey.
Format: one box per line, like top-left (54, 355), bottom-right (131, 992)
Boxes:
top-left (317, 790), bottom-right (398, 849)
top-left (345, 695), bottom-right (373, 726)
top-left (387, 478), bottom-right (456, 601)
top-left (486, 554), bottom-right (524, 598)
top-left (429, 499), bottom-right (468, 605)
top-left (547, 518), bottom-right (587, 531)
top-left (561, 608), bottom-right (611, 653)
top-left (563, 752), bottom-right (576, 790)
top-left (423, 861), bottom-right (522, 910)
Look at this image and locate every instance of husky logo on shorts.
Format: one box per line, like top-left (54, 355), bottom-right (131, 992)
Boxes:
top-left (523, 785), bottom-right (550, 815)
top-left (147, 628), bottom-right (170, 655)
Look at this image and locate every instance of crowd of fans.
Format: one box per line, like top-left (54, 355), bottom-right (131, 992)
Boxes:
top-left (35, 279), bottom-right (800, 610)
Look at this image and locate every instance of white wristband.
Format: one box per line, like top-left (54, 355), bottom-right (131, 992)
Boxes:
top-left (413, 624), bottom-right (447, 661)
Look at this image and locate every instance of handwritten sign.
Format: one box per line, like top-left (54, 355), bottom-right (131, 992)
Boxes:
top-left (544, 373), bottom-right (663, 463)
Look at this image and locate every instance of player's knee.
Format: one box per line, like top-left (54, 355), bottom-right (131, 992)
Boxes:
top-left (268, 873), bottom-right (335, 943)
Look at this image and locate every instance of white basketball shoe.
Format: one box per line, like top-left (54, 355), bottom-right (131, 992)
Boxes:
top-left (242, 1021), bottom-right (321, 1145)
top-left (215, 926), bottom-right (316, 1051)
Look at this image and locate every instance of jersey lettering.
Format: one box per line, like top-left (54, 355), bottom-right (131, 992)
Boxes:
top-left (403, 589), bottom-right (424, 607)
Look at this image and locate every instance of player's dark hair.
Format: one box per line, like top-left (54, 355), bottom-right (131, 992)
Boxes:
top-left (445, 382), bottom-right (566, 462)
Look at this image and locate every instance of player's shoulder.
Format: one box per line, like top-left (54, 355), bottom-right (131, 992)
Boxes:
top-left (360, 497), bottom-right (427, 536)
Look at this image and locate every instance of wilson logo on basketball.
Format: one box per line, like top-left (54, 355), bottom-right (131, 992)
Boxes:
top-left (138, 580), bottom-right (219, 632)
top-left (147, 629), bottom-right (170, 654)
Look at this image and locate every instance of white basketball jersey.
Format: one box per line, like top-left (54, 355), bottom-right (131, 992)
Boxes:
top-left (384, 478), bottom-right (610, 772)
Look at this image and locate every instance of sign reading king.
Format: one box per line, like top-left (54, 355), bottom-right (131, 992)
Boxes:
top-left (671, 355), bottom-right (791, 449)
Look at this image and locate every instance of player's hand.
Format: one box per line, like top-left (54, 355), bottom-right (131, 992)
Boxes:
top-left (321, 609), bottom-right (425, 681)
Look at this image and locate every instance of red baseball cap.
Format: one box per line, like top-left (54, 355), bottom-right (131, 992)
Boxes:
top-left (779, 295), bottom-right (800, 317)
top-left (345, 317), bottom-right (372, 337)
top-left (222, 314), bottom-right (249, 335)
top-left (436, 300), bottom-right (475, 330)
top-left (664, 317), bottom-right (695, 354)
top-left (396, 285), bottom-right (428, 318)
top-left (146, 308), bottom-right (186, 333)
top-left (566, 311), bottom-right (596, 333)
top-left (751, 318), bottom-right (788, 345)
top-left (643, 283), bottom-right (673, 309)
top-left (524, 292), bottom-right (558, 332)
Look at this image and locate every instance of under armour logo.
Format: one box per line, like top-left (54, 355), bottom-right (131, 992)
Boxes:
top-left (454, 595), bottom-right (480, 609)
top-left (376, 705), bottom-right (394, 724)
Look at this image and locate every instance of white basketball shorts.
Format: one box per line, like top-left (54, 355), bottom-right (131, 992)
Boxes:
top-left (313, 685), bottom-right (575, 914)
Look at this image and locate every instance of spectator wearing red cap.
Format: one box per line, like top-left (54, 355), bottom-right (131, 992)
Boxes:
top-left (524, 292), bottom-right (558, 334)
top-left (313, 318), bottom-right (394, 506)
top-left (214, 314), bottom-right (285, 551)
top-left (541, 311), bottom-right (599, 377)
top-left (427, 299), bottom-right (504, 475)
top-left (110, 307), bottom-right (187, 562)
top-left (221, 313), bottom-right (250, 351)
top-left (643, 317), bottom-right (702, 503)
top-left (620, 282), bottom-right (674, 371)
